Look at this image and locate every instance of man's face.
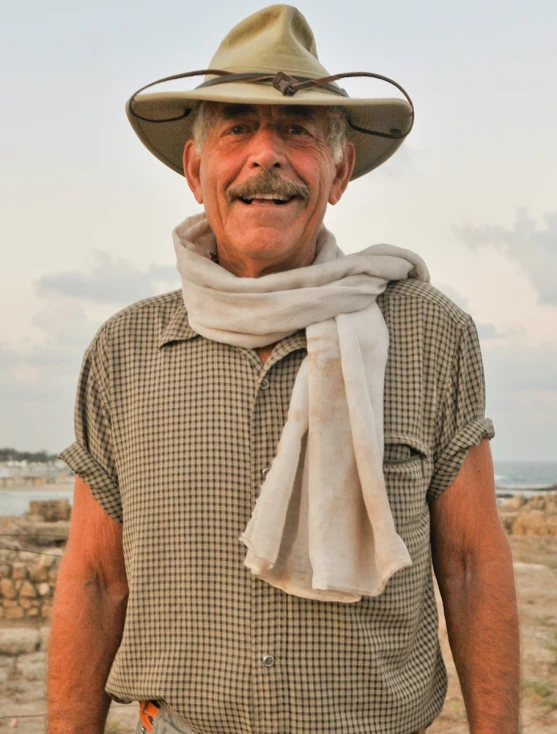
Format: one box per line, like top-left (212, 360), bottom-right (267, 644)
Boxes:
top-left (183, 103), bottom-right (355, 276)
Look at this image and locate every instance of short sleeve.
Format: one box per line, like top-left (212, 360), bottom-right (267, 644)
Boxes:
top-left (59, 334), bottom-right (123, 523)
top-left (427, 316), bottom-right (495, 502)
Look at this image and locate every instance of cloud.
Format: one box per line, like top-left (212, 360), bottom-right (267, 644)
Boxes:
top-left (37, 253), bottom-right (179, 304)
top-left (2, 257), bottom-right (181, 452)
top-left (1, 304), bottom-right (97, 387)
top-left (482, 340), bottom-right (557, 460)
top-left (454, 209), bottom-right (557, 304)
top-left (435, 281), bottom-right (508, 341)
top-left (0, 303), bottom-right (101, 451)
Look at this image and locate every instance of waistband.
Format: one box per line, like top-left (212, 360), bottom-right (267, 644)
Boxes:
top-left (139, 701), bottom-right (427, 734)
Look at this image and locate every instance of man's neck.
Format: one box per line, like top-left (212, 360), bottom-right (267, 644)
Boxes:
top-left (216, 243), bottom-right (317, 279)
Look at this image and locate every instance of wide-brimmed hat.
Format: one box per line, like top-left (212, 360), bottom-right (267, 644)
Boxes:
top-left (126, 5), bottom-right (414, 181)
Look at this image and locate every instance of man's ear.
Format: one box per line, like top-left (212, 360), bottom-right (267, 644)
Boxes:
top-left (183, 140), bottom-right (203, 204)
top-left (328, 142), bottom-right (355, 206)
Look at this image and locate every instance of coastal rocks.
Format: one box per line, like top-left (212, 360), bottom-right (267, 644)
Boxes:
top-left (499, 492), bottom-right (557, 536)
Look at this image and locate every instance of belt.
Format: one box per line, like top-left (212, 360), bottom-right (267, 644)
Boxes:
top-left (139, 702), bottom-right (427, 734)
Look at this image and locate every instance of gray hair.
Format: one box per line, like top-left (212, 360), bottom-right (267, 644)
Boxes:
top-left (191, 102), bottom-right (348, 163)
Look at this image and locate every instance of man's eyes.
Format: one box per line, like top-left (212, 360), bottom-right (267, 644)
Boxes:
top-left (228, 123), bottom-right (250, 135)
top-left (286, 124), bottom-right (309, 135)
top-left (223, 122), bottom-right (310, 136)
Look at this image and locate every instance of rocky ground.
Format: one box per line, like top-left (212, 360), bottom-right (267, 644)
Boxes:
top-left (1, 494), bottom-right (556, 732)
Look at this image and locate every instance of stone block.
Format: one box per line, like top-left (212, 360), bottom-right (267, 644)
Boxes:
top-left (27, 606), bottom-right (40, 617)
top-left (0, 563), bottom-right (11, 578)
top-left (19, 581), bottom-right (37, 598)
top-left (0, 627), bottom-right (41, 655)
top-left (41, 603), bottom-right (52, 619)
top-left (24, 522), bottom-right (70, 547)
top-left (28, 499), bottom-right (71, 522)
top-left (37, 582), bottom-right (51, 597)
top-left (1, 578), bottom-right (16, 599)
top-left (17, 551), bottom-right (42, 564)
top-left (19, 597), bottom-right (33, 610)
top-left (5, 605), bottom-right (24, 620)
top-left (4, 599), bottom-right (18, 607)
top-left (29, 564), bottom-right (49, 582)
top-left (12, 562), bottom-right (27, 580)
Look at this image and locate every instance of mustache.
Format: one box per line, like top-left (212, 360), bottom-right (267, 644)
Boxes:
top-left (226, 170), bottom-right (311, 203)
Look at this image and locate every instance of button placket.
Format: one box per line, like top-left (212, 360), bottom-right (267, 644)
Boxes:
top-left (249, 358), bottom-right (289, 732)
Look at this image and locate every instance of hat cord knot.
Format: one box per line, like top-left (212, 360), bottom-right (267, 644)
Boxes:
top-left (271, 72), bottom-right (299, 97)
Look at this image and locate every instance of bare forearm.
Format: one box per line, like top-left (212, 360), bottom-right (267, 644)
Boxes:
top-left (47, 561), bottom-right (128, 734)
top-left (439, 547), bottom-right (520, 734)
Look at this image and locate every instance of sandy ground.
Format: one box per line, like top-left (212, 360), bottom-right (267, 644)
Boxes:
top-left (1, 535), bottom-right (556, 733)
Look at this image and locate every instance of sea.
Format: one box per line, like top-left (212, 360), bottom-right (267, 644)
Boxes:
top-left (493, 460), bottom-right (557, 497)
top-left (1, 461), bottom-right (556, 517)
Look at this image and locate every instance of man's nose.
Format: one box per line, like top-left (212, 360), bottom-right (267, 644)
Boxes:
top-left (246, 126), bottom-right (287, 171)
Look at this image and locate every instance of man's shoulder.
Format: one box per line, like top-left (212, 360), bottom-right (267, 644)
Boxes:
top-left (89, 290), bottom-right (186, 352)
top-left (379, 278), bottom-right (473, 331)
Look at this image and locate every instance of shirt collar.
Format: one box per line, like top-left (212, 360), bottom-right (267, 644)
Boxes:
top-left (158, 295), bottom-right (308, 355)
top-left (159, 299), bottom-right (199, 347)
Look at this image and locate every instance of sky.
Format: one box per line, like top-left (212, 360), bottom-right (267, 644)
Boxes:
top-left (1, 0), bottom-right (556, 460)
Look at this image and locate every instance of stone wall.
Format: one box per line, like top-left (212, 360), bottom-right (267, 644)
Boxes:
top-left (0, 500), bottom-right (68, 621)
top-left (0, 549), bottom-right (62, 621)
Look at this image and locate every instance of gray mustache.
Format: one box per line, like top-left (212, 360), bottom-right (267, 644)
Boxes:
top-left (227, 171), bottom-right (311, 203)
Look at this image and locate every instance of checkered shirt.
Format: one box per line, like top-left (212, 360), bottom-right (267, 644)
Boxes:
top-left (60, 279), bottom-right (494, 734)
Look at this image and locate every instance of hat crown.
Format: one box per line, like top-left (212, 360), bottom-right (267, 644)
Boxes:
top-left (209, 5), bottom-right (330, 79)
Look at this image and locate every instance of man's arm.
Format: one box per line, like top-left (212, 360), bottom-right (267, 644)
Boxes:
top-left (48, 475), bottom-right (128, 734)
top-left (430, 438), bottom-right (520, 734)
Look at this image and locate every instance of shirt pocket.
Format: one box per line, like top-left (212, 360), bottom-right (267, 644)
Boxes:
top-left (383, 436), bottom-right (431, 536)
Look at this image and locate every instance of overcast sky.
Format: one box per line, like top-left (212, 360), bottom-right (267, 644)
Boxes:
top-left (1, 0), bottom-right (556, 460)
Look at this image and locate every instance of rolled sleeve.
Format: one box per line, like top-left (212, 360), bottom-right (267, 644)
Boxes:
top-left (59, 337), bottom-right (123, 523)
top-left (427, 316), bottom-right (495, 502)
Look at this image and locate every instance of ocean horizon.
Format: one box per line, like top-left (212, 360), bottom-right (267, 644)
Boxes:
top-left (494, 460), bottom-right (557, 491)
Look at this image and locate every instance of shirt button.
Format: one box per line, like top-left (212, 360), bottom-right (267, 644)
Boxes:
top-left (262, 655), bottom-right (275, 667)
top-left (262, 467), bottom-right (271, 478)
top-left (259, 378), bottom-right (270, 390)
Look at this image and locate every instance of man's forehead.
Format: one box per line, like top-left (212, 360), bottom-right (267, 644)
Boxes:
top-left (213, 103), bottom-right (320, 120)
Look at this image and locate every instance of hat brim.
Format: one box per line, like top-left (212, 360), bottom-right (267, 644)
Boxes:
top-left (126, 83), bottom-right (412, 181)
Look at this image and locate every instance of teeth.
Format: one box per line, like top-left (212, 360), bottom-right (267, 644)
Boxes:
top-left (245, 193), bottom-right (290, 201)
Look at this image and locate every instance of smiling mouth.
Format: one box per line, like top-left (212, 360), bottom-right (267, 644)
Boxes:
top-left (239, 193), bottom-right (296, 206)
top-left (227, 171), bottom-right (311, 206)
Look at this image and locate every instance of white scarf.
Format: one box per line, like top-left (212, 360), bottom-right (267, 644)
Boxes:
top-left (174, 213), bottom-right (430, 602)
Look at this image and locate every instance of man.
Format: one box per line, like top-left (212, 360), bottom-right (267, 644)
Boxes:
top-left (48, 6), bottom-right (520, 734)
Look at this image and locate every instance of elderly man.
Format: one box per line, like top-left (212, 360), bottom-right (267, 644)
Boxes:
top-left (48, 6), bottom-right (519, 734)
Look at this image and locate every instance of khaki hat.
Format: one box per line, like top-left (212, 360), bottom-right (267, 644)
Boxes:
top-left (126, 4), bottom-right (414, 180)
